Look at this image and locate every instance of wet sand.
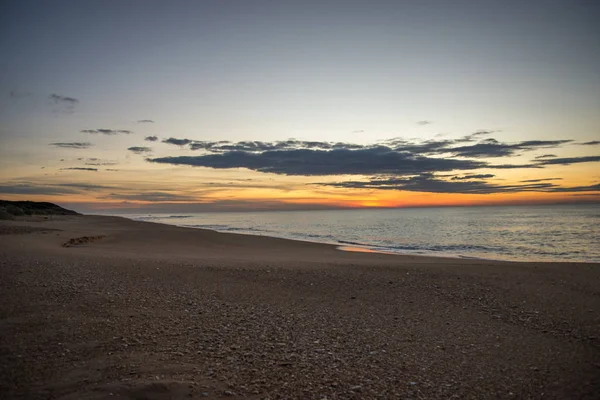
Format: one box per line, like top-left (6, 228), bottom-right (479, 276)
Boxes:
top-left (0, 215), bottom-right (599, 399)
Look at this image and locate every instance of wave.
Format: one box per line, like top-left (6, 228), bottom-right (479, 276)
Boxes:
top-left (183, 224), bottom-right (269, 233)
top-left (183, 223), bottom-right (230, 230)
top-left (338, 239), bottom-right (372, 247)
top-left (342, 241), bottom-right (592, 261)
top-left (134, 215), bottom-right (193, 221)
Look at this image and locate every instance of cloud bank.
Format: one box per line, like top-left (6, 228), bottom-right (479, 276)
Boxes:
top-left (146, 132), bottom-right (599, 195)
top-left (149, 148), bottom-right (488, 176)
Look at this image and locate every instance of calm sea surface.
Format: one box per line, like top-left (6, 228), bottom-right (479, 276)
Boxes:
top-left (119, 205), bottom-right (600, 263)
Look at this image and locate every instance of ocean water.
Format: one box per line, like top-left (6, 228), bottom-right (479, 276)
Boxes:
top-left (120, 205), bottom-right (600, 263)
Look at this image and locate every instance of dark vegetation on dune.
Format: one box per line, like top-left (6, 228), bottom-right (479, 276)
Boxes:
top-left (0, 200), bottom-right (79, 219)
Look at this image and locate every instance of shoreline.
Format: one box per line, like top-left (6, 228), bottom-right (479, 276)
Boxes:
top-left (119, 213), bottom-right (599, 265)
top-left (1, 214), bottom-right (599, 399)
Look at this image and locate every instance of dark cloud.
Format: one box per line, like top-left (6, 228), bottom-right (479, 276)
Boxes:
top-left (128, 146), bottom-right (152, 154)
top-left (49, 94), bottom-right (79, 113)
top-left (444, 139), bottom-right (572, 158)
top-left (206, 140), bottom-right (287, 152)
top-left (384, 131), bottom-right (495, 153)
top-left (579, 141), bottom-right (600, 146)
top-left (336, 132), bottom-right (555, 159)
top-left (60, 167), bottom-right (98, 171)
top-left (545, 183), bottom-right (600, 192)
top-left (454, 130), bottom-right (496, 143)
top-left (50, 142), bottom-right (92, 149)
top-left (534, 154), bottom-right (557, 159)
top-left (137, 119), bottom-right (154, 123)
top-left (416, 120), bottom-right (432, 125)
top-left (49, 94), bottom-right (78, 104)
top-left (192, 142), bottom-right (227, 151)
top-left (162, 133), bottom-right (560, 159)
top-left (535, 155), bottom-right (600, 165)
top-left (486, 163), bottom-right (542, 169)
top-left (81, 129), bottom-right (133, 135)
top-left (471, 130), bottom-right (496, 136)
top-left (376, 138), bottom-right (454, 154)
top-left (148, 148), bottom-right (487, 176)
top-left (520, 178), bottom-right (562, 183)
top-left (145, 136), bottom-right (159, 142)
top-left (186, 139), bottom-right (369, 153)
top-left (519, 140), bottom-right (571, 147)
top-left (85, 162), bottom-right (118, 166)
top-left (451, 174), bottom-right (495, 180)
top-left (163, 137), bottom-right (193, 146)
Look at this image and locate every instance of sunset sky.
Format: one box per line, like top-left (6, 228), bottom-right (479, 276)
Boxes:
top-left (1, 0), bottom-right (599, 212)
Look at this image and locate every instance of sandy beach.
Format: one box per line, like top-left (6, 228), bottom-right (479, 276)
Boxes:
top-left (0, 215), bottom-right (599, 399)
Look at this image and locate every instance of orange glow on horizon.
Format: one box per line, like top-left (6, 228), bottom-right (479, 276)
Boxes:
top-left (3, 187), bottom-right (597, 212)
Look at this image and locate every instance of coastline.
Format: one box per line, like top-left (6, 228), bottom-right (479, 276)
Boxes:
top-left (1, 214), bottom-right (599, 399)
top-left (123, 211), bottom-right (600, 264)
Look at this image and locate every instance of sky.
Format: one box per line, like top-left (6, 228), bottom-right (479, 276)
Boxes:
top-left (0, 0), bottom-right (599, 212)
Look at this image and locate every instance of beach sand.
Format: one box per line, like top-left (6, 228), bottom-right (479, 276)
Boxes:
top-left (0, 215), bottom-right (598, 399)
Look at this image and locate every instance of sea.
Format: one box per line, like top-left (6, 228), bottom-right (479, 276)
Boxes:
top-left (117, 204), bottom-right (600, 263)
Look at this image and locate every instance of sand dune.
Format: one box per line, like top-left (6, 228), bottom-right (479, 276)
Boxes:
top-left (0, 215), bottom-right (599, 399)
